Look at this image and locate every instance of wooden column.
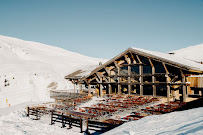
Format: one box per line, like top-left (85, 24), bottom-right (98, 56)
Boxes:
top-left (166, 75), bottom-right (171, 102)
top-left (79, 84), bottom-right (82, 93)
top-left (74, 82), bottom-right (76, 95)
top-left (149, 59), bottom-right (156, 97)
top-left (182, 73), bottom-right (187, 102)
top-left (139, 65), bottom-right (143, 96)
top-left (80, 117), bottom-right (83, 133)
top-left (69, 116), bottom-right (72, 128)
top-left (88, 84), bottom-right (91, 94)
top-left (86, 118), bottom-right (89, 133)
top-left (96, 72), bottom-right (103, 97)
top-left (27, 106), bottom-right (29, 117)
top-left (108, 77), bottom-right (112, 95)
top-left (50, 110), bottom-right (53, 125)
top-left (36, 107), bottom-right (38, 120)
top-left (100, 77), bottom-right (103, 97)
top-left (152, 66), bottom-right (156, 97)
top-left (118, 66), bottom-right (121, 94)
top-left (128, 65), bottom-right (132, 95)
top-left (163, 62), bottom-right (170, 102)
top-left (61, 113), bottom-right (65, 128)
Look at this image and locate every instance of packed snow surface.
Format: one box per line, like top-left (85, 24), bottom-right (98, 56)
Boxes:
top-left (0, 104), bottom-right (202, 135)
top-left (0, 35), bottom-right (106, 108)
top-left (0, 109), bottom-right (81, 135)
top-left (103, 107), bottom-right (203, 135)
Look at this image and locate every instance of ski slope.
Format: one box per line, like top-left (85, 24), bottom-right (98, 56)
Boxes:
top-left (0, 35), bottom-right (106, 108)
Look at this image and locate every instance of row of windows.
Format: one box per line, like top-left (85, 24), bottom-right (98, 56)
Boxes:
top-left (121, 65), bottom-right (166, 74)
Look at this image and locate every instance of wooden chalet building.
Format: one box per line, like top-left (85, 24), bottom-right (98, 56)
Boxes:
top-left (65, 47), bottom-right (203, 102)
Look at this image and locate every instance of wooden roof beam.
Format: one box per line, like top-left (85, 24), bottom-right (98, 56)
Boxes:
top-left (104, 67), bottom-right (111, 75)
top-left (84, 79), bottom-right (89, 85)
top-left (149, 58), bottom-right (154, 67)
top-left (114, 61), bottom-right (119, 69)
top-left (88, 76), bottom-right (97, 83)
top-left (136, 55), bottom-right (142, 63)
top-left (95, 76), bottom-right (100, 83)
top-left (170, 76), bottom-right (178, 83)
top-left (130, 52), bottom-right (137, 64)
top-left (162, 62), bottom-right (170, 75)
top-left (96, 72), bottom-right (109, 83)
top-left (124, 54), bottom-right (131, 64)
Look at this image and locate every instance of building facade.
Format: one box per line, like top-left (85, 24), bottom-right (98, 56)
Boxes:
top-left (66, 48), bottom-right (203, 102)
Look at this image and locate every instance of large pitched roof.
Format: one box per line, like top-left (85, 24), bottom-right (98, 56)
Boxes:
top-left (131, 47), bottom-right (203, 72)
top-left (66, 47), bottom-right (203, 81)
top-left (81, 47), bottom-right (203, 80)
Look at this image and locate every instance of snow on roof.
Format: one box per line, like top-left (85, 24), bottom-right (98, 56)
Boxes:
top-left (76, 65), bottom-right (100, 77)
top-left (169, 43), bottom-right (203, 63)
top-left (131, 47), bottom-right (203, 72)
top-left (65, 65), bottom-right (100, 79)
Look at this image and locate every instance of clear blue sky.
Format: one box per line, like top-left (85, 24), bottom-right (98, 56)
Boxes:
top-left (0, 0), bottom-right (203, 59)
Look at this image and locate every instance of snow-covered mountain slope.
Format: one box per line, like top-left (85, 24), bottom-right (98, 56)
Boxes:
top-left (104, 107), bottom-right (203, 135)
top-left (169, 43), bottom-right (203, 63)
top-left (0, 35), bottom-right (106, 108)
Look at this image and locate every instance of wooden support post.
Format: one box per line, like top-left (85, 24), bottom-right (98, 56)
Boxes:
top-left (50, 110), bottom-right (53, 125)
top-left (69, 117), bottom-right (72, 129)
top-left (86, 118), bottom-right (89, 133)
top-left (96, 72), bottom-right (103, 97)
top-left (139, 65), bottom-right (143, 96)
top-left (88, 84), bottom-right (91, 94)
top-left (149, 59), bottom-right (156, 97)
top-left (79, 84), bottom-right (82, 93)
top-left (80, 117), bottom-right (83, 133)
top-left (108, 77), bottom-right (112, 95)
top-left (100, 78), bottom-right (103, 97)
top-left (74, 82), bottom-right (76, 95)
top-left (27, 106), bottom-right (29, 117)
top-left (74, 82), bottom-right (76, 97)
top-left (35, 107), bottom-right (38, 120)
top-left (152, 66), bottom-right (156, 97)
top-left (61, 113), bottom-right (64, 128)
top-left (167, 77), bottom-right (171, 102)
top-left (183, 81), bottom-right (187, 103)
top-left (180, 70), bottom-right (187, 102)
top-left (163, 62), bottom-right (170, 102)
top-left (128, 65), bottom-right (132, 95)
top-left (118, 66), bottom-right (121, 94)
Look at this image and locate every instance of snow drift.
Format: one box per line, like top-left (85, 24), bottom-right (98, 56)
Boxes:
top-left (103, 107), bottom-right (203, 135)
